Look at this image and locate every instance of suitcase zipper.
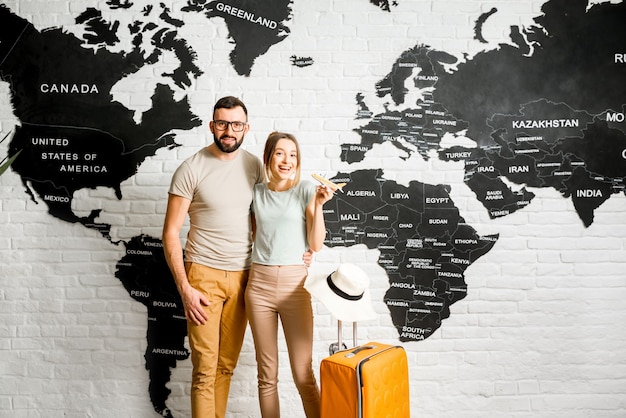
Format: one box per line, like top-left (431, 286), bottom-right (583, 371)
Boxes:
top-left (354, 346), bottom-right (399, 418)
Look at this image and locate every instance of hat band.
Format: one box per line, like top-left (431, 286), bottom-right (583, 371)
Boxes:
top-left (327, 274), bottom-right (363, 301)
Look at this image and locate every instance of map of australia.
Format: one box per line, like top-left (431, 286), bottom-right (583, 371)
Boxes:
top-left (1, 0), bottom-right (625, 416)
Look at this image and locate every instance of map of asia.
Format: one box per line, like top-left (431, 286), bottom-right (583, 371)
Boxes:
top-left (1, 0), bottom-right (624, 416)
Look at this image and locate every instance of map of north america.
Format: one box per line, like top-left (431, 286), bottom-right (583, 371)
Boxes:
top-left (1, 0), bottom-right (624, 416)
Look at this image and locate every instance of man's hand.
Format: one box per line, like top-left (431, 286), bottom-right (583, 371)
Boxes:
top-left (302, 249), bottom-right (314, 267)
top-left (181, 286), bottom-right (210, 326)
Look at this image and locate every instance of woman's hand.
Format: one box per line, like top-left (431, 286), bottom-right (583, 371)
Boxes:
top-left (315, 185), bottom-right (334, 206)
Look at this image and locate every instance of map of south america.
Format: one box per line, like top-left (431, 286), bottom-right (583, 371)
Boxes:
top-left (115, 235), bottom-right (188, 416)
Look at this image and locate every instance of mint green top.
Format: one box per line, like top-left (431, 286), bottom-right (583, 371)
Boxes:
top-left (251, 180), bottom-right (315, 265)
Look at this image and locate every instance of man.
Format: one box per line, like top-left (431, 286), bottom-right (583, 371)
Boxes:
top-left (162, 96), bottom-right (264, 418)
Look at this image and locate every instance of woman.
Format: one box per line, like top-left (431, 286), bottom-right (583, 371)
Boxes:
top-left (245, 131), bottom-right (334, 418)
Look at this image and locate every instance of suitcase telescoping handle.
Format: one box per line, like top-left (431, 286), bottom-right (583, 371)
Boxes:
top-left (329, 320), bottom-right (358, 355)
top-left (338, 320), bottom-right (358, 349)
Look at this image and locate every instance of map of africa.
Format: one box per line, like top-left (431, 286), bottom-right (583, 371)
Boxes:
top-left (1, 0), bottom-right (624, 416)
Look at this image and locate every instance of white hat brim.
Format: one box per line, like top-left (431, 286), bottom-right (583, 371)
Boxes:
top-left (304, 268), bottom-right (377, 322)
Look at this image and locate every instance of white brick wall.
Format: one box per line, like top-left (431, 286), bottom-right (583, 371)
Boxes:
top-left (1, 0), bottom-right (625, 417)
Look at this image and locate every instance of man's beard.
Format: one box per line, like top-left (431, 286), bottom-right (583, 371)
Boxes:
top-left (213, 133), bottom-right (243, 153)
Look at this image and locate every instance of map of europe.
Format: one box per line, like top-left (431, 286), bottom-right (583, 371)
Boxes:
top-left (1, 0), bottom-right (625, 416)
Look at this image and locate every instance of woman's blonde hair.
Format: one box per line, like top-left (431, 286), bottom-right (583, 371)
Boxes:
top-left (263, 131), bottom-right (301, 186)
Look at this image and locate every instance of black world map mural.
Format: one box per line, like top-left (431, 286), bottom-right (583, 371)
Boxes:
top-left (1, 0), bottom-right (625, 415)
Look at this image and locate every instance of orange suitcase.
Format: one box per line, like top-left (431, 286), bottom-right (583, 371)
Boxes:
top-left (320, 341), bottom-right (410, 418)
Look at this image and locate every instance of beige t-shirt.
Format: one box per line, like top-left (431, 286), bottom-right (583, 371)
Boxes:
top-left (168, 147), bottom-right (264, 270)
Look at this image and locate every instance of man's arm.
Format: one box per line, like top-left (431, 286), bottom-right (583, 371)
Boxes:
top-left (162, 194), bottom-right (209, 325)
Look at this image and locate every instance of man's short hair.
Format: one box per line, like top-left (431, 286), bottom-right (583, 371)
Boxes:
top-left (214, 96), bottom-right (248, 118)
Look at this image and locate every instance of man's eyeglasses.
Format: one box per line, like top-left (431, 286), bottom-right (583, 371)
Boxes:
top-left (213, 120), bottom-right (247, 132)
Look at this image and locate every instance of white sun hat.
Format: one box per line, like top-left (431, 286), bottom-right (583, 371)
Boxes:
top-left (304, 263), bottom-right (377, 322)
